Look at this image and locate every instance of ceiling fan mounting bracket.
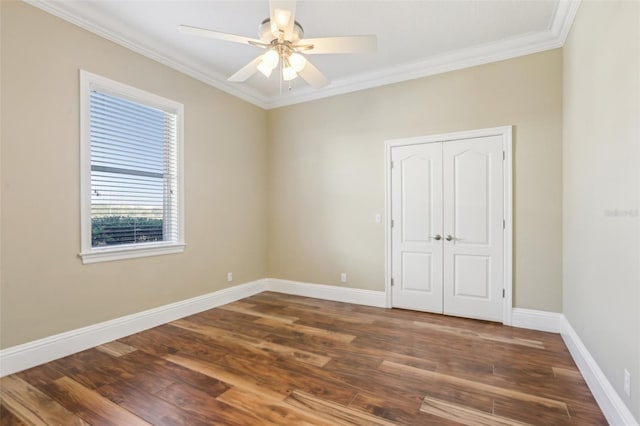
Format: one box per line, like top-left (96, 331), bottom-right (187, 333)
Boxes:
top-left (259, 18), bottom-right (304, 43)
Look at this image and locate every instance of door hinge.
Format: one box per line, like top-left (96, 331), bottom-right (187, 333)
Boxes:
top-left (503, 219), bottom-right (506, 229)
top-left (503, 151), bottom-right (506, 160)
top-left (391, 278), bottom-right (395, 287)
top-left (502, 288), bottom-right (505, 298)
top-left (391, 219), bottom-right (395, 228)
top-left (391, 161), bottom-right (394, 169)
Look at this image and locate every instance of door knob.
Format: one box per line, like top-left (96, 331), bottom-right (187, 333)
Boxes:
top-left (445, 235), bottom-right (454, 241)
top-left (433, 234), bottom-right (442, 240)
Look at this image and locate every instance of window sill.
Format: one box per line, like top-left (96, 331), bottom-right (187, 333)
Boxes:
top-left (79, 242), bottom-right (185, 264)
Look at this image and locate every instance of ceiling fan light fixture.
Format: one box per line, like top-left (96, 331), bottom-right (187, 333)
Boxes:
top-left (182, 0), bottom-right (375, 90)
top-left (289, 53), bottom-right (306, 72)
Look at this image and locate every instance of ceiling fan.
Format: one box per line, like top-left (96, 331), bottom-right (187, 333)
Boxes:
top-left (179, 0), bottom-right (377, 89)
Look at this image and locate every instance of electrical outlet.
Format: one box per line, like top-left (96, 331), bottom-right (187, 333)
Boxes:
top-left (624, 369), bottom-right (631, 396)
top-left (375, 214), bottom-right (382, 224)
top-left (340, 273), bottom-right (347, 283)
top-left (227, 272), bottom-right (233, 282)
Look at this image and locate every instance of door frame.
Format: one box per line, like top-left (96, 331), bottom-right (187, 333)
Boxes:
top-left (384, 126), bottom-right (514, 325)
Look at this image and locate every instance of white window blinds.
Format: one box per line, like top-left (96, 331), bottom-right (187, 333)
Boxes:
top-left (89, 91), bottom-right (178, 247)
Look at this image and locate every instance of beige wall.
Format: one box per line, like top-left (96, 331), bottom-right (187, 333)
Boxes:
top-left (563, 1), bottom-right (640, 420)
top-left (267, 50), bottom-right (563, 312)
top-left (0, 2), bottom-right (268, 348)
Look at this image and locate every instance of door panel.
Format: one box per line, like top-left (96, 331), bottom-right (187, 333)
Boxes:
top-left (443, 136), bottom-right (504, 321)
top-left (453, 254), bottom-right (490, 299)
top-left (391, 144), bottom-right (443, 313)
top-left (401, 155), bottom-right (432, 242)
top-left (453, 150), bottom-right (490, 245)
top-left (402, 252), bottom-right (432, 292)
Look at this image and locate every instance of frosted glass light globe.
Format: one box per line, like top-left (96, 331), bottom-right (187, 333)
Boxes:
top-left (262, 50), bottom-right (279, 69)
top-left (289, 53), bottom-right (306, 72)
top-left (257, 61), bottom-right (273, 77)
top-left (282, 66), bottom-right (297, 81)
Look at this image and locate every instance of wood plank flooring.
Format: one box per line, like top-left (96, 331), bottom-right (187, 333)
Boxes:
top-left (0, 292), bottom-right (606, 425)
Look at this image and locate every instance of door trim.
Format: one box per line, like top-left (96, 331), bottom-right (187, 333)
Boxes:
top-left (384, 126), bottom-right (513, 325)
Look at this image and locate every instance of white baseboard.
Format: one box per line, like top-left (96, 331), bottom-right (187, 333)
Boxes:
top-left (561, 317), bottom-right (638, 426)
top-left (265, 278), bottom-right (388, 308)
top-left (0, 279), bottom-right (266, 377)
top-left (511, 308), bottom-right (563, 333)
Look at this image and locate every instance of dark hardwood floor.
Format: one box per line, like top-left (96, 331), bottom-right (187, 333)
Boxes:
top-left (0, 292), bottom-right (606, 425)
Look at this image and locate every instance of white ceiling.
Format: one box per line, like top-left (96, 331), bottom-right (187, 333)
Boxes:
top-left (27, 0), bottom-right (579, 109)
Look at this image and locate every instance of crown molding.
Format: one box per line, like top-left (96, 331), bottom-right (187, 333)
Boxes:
top-left (23, 0), bottom-right (271, 109)
top-left (23, 0), bottom-right (581, 110)
top-left (265, 31), bottom-right (561, 108)
top-left (551, 0), bottom-right (581, 43)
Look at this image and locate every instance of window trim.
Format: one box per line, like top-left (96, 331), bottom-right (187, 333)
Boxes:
top-left (79, 70), bottom-right (185, 264)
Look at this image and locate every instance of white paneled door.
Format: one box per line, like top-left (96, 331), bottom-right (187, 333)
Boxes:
top-left (391, 135), bottom-right (505, 322)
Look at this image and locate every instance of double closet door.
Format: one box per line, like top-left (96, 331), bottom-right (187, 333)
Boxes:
top-left (390, 135), bottom-right (505, 322)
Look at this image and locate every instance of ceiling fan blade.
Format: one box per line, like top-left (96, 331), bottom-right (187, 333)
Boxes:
top-left (269, 0), bottom-right (297, 38)
top-left (298, 35), bottom-right (377, 54)
top-left (179, 24), bottom-right (263, 46)
top-left (228, 56), bottom-right (263, 82)
top-left (298, 59), bottom-right (329, 88)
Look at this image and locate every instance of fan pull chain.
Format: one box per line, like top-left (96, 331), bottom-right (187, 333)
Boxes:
top-left (279, 56), bottom-right (283, 95)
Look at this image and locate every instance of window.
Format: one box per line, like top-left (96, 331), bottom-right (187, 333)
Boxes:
top-left (80, 70), bottom-right (184, 264)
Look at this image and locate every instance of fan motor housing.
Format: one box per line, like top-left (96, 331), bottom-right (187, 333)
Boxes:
top-left (259, 18), bottom-right (304, 43)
